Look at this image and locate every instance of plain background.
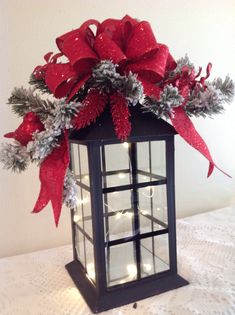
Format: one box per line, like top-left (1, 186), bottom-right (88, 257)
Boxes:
top-left (0, 0), bottom-right (235, 258)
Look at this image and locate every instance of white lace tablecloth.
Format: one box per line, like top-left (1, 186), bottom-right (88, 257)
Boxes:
top-left (0, 207), bottom-right (234, 315)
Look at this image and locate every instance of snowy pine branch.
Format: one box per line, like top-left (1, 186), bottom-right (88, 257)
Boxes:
top-left (169, 54), bottom-right (195, 77)
top-left (27, 99), bottom-right (81, 161)
top-left (8, 87), bottom-right (55, 120)
top-left (27, 129), bottom-right (60, 161)
top-left (0, 142), bottom-right (30, 172)
top-left (212, 76), bottom-right (234, 103)
top-left (91, 60), bottom-right (143, 105)
top-left (142, 84), bottom-right (183, 118)
top-left (185, 76), bottom-right (234, 118)
top-left (63, 170), bottom-right (78, 209)
top-left (29, 73), bottom-right (52, 94)
top-left (44, 99), bottom-right (81, 130)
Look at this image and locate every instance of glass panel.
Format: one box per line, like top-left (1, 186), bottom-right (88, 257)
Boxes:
top-left (102, 144), bottom-right (131, 188)
top-left (79, 144), bottom-right (90, 186)
top-left (138, 185), bottom-right (168, 234)
top-left (137, 141), bottom-right (166, 183)
top-left (73, 188), bottom-right (82, 226)
top-left (82, 189), bottom-right (93, 239)
top-left (106, 242), bottom-right (136, 286)
top-left (152, 185), bottom-right (168, 224)
top-left (85, 239), bottom-right (95, 283)
top-left (151, 141), bottom-right (166, 177)
top-left (75, 226), bottom-right (86, 267)
top-left (71, 143), bottom-right (80, 176)
top-left (137, 141), bottom-right (149, 173)
top-left (103, 191), bottom-right (133, 241)
top-left (141, 234), bottom-right (169, 278)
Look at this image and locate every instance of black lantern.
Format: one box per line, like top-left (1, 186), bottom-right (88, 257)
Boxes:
top-left (66, 106), bottom-right (188, 313)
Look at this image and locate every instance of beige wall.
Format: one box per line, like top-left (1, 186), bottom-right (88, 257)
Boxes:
top-left (0, 0), bottom-right (235, 258)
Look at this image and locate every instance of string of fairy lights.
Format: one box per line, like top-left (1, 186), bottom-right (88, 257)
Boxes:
top-left (72, 142), bottom-right (167, 283)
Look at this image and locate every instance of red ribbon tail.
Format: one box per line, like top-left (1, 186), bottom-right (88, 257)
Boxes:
top-left (170, 107), bottom-right (230, 178)
top-left (33, 132), bottom-right (70, 226)
top-left (32, 185), bottom-right (50, 213)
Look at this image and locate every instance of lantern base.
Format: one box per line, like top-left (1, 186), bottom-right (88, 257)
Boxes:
top-left (66, 260), bottom-right (189, 314)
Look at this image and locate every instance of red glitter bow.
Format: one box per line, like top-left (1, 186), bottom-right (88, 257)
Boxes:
top-left (31, 15), bottom-right (228, 226)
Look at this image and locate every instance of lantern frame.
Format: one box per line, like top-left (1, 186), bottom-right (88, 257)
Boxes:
top-left (66, 107), bottom-right (188, 313)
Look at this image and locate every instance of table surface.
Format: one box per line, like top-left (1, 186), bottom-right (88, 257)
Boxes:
top-left (0, 207), bottom-right (234, 315)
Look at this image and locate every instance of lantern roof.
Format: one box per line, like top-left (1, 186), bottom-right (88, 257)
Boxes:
top-left (69, 105), bottom-right (177, 143)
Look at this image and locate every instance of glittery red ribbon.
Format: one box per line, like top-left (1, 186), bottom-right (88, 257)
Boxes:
top-left (32, 15), bottom-right (227, 226)
top-left (170, 107), bottom-right (230, 177)
top-left (32, 131), bottom-right (69, 226)
top-left (4, 112), bottom-right (44, 145)
top-left (34, 15), bottom-right (176, 100)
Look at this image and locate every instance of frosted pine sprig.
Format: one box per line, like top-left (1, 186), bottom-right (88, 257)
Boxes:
top-left (142, 84), bottom-right (183, 118)
top-left (8, 87), bottom-right (55, 120)
top-left (0, 142), bottom-right (30, 172)
top-left (63, 170), bottom-right (78, 209)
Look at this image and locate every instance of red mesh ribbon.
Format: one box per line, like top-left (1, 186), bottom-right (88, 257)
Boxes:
top-left (33, 131), bottom-right (69, 226)
top-left (170, 107), bottom-right (230, 178)
top-left (34, 15), bottom-right (175, 100)
top-left (31, 15), bottom-right (227, 226)
top-left (4, 112), bottom-right (44, 145)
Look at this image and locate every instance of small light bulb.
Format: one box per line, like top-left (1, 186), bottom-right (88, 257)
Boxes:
top-left (119, 279), bottom-right (125, 284)
top-left (157, 207), bottom-right (161, 211)
top-left (115, 212), bottom-right (122, 219)
top-left (141, 210), bottom-right (148, 215)
top-left (86, 263), bottom-right (95, 280)
top-left (77, 198), bottom-right (89, 206)
top-left (122, 142), bottom-right (129, 149)
top-left (83, 175), bottom-right (89, 181)
top-left (127, 264), bottom-right (137, 277)
top-left (143, 263), bottom-right (152, 272)
top-left (118, 173), bottom-right (126, 179)
top-left (73, 214), bottom-right (80, 223)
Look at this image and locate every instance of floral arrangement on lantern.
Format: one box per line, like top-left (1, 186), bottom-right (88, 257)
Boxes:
top-left (0, 15), bottom-right (234, 226)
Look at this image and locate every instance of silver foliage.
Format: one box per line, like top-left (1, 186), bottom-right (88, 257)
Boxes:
top-left (63, 170), bottom-right (78, 209)
top-left (0, 142), bottom-right (30, 172)
top-left (142, 84), bottom-right (184, 118)
top-left (27, 100), bottom-right (81, 161)
top-left (122, 72), bottom-right (144, 105)
top-left (44, 99), bottom-right (81, 130)
top-left (212, 76), bottom-right (234, 103)
top-left (8, 87), bottom-right (55, 120)
top-left (185, 76), bottom-right (234, 118)
top-left (27, 129), bottom-right (60, 161)
top-left (169, 54), bottom-right (195, 77)
top-left (91, 60), bottom-right (143, 105)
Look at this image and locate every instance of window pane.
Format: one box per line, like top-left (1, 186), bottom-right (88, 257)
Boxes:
top-left (82, 189), bottom-right (93, 239)
top-left (151, 141), bottom-right (166, 177)
top-left (85, 239), bottom-right (95, 283)
top-left (138, 185), bottom-right (168, 234)
top-left (71, 143), bottom-right (80, 176)
top-left (106, 242), bottom-right (137, 287)
top-left (73, 188), bottom-right (82, 226)
top-left (102, 144), bottom-right (130, 188)
top-left (75, 226), bottom-right (86, 267)
top-left (137, 142), bottom-right (149, 173)
top-left (137, 141), bottom-right (166, 183)
top-left (103, 191), bottom-right (133, 241)
top-left (79, 144), bottom-right (90, 186)
top-left (141, 234), bottom-right (169, 278)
